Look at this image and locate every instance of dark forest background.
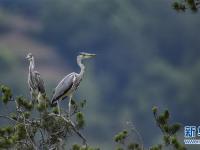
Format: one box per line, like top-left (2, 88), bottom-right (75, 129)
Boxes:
top-left (0, 0), bottom-right (200, 149)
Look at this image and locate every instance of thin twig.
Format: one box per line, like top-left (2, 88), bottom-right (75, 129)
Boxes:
top-left (48, 113), bottom-right (87, 145)
top-left (0, 115), bottom-right (18, 123)
top-left (126, 121), bottom-right (144, 150)
top-left (39, 129), bottom-right (46, 149)
top-left (22, 113), bottom-right (38, 150)
top-left (16, 140), bottom-right (31, 147)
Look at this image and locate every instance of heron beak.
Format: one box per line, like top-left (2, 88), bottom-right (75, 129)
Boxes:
top-left (26, 56), bottom-right (30, 59)
top-left (88, 53), bottom-right (96, 58)
top-left (79, 52), bottom-right (96, 58)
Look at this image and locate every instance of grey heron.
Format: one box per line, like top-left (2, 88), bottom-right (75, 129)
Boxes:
top-left (26, 53), bottom-right (46, 104)
top-left (51, 52), bottom-right (96, 117)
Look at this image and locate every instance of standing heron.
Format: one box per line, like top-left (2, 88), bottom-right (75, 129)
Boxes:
top-left (51, 52), bottom-right (96, 117)
top-left (26, 53), bottom-right (46, 104)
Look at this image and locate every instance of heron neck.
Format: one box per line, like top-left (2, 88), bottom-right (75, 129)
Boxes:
top-left (77, 56), bottom-right (85, 77)
top-left (29, 58), bottom-right (35, 72)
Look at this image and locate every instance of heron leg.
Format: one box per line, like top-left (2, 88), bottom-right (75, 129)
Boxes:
top-left (30, 91), bottom-right (35, 105)
top-left (57, 101), bottom-right (61, 116)
top-left (68, 95), bottom-right (72, 119)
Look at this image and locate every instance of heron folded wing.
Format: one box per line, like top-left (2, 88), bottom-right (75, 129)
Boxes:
top-left (51, 73), bottom-right (75, 104)
top-left (34, 71), bottom-right (46, 94)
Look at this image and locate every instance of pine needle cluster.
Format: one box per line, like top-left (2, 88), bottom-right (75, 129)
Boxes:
top-left (0, 84), bottom-right (186, 150)
top-left (0, 84), bottom-right (94, 150)
top-left (113, 107), bottom-right (186, 150)
top-left (172, 0), bottom-right (200, 12)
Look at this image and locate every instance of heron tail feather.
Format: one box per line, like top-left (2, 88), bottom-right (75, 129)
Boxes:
top-left (51, 99), bottom-right (57, 107)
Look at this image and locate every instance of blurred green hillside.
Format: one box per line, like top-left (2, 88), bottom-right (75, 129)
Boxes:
top-left (0, 0), bottom-right (200, 149)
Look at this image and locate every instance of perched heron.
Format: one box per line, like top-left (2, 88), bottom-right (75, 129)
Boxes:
top-left (26, 53), bottom-right (46, 104)
top-left (51, 52), bottom-right (96, 116)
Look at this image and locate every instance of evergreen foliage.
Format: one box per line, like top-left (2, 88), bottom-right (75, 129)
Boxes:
top-left (0, 84), bottom-right (93, 150)
top-left (0, 84), bottom-right (186, 149)
top-left (113, 106), bottom-right (186, 150)
top-left (172, 0), bottom-right (200, 12)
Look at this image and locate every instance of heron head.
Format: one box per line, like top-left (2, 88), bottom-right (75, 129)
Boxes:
top-left (79, 52), bottom-right (96, 59)
top-left (26, 53), bottom-right (33, 61)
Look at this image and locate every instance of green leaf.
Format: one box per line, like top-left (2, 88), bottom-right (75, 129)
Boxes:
top-left (76, 112), bottom-right (85, 129)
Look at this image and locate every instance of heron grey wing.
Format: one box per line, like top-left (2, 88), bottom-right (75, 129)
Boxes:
top-left (52, 73), bottom-right (76, 102)
top-left (34, 71), bottom-right (46, 94)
